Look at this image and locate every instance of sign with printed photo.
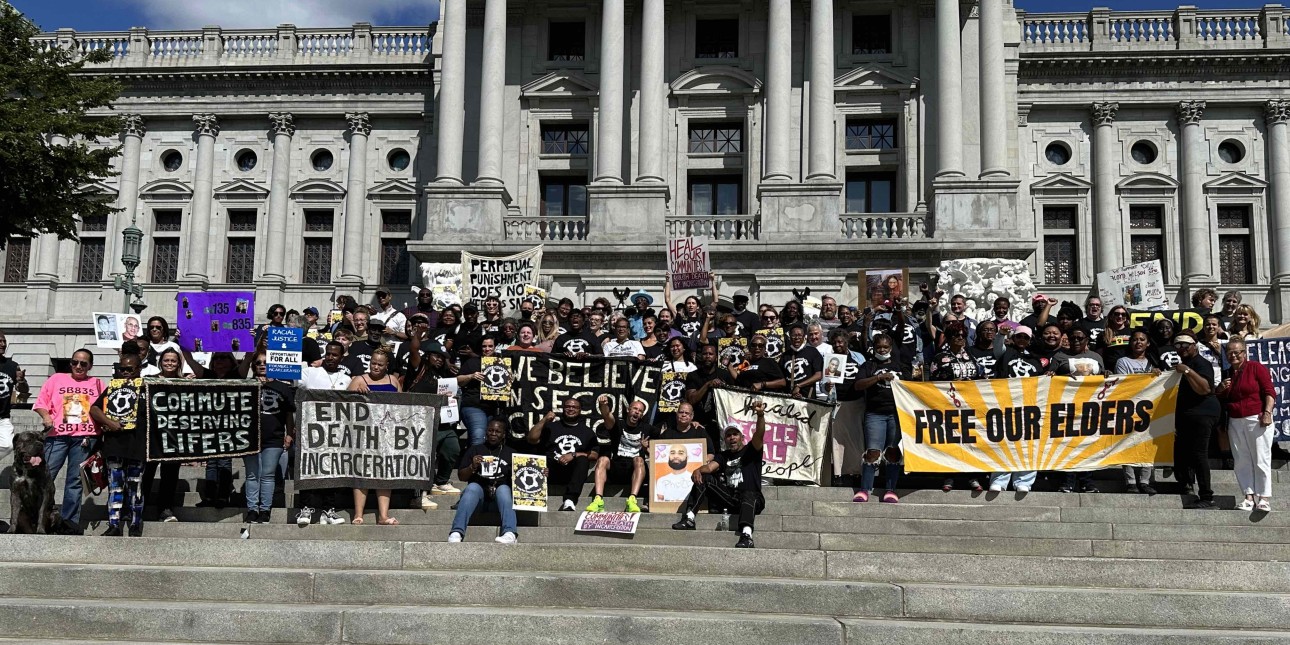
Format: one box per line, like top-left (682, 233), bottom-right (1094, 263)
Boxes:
top-left (512, 453), bottom-right (548, 512)
top-left (1098, 260), bottom-right (1167, 310)
top-left (718, 336), bottom-right (747, 367)
top-left (176, 291), bottom-right (255, 353)
top-left (99, 378), bottom-right (142, 432)
top-left (650, 440), bottom-right (706, 513)
top-left (657, 371), bottom-right (686, 414)
top-left (575, 511), bottom-right (641, 535)
top-left (668, 237), bottom-right (710, 290)
top-left (92, 312), bottom-right (122, 348)
top-left (860, 269), bottom-right (910, 311)
top-left (823, 354), bottom-right (848, 385)
top-left (480, 356), bottom-right (514, 402)
top-left (521, 285), bottom-right (547, 309)
top-left (755, 327), bottom-right (785, 359)
top-left (145, 379), bottom-right (262, 461)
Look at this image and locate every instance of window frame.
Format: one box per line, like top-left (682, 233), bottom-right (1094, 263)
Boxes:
top-left (1128, 204), bottom-right (1166, 269)
top-left (687, 122), bottom-right (744, 155)
top-left (1217, 203), bottom-right (1254, 284)
top-left (301, 208), bottom-right (335, 285)
top-left (1040, 205), bottom-right (1080, 286)
top-left (547, 20), bottom-right (587, 63)
top-left (844, 171), bottom-right (899, 214)
top-left (380, 209), bottom-right (413, 286)
top-left (3, 237), bottom-right (31, 283)
top-left (845, 118), bottom-right (899, 152)
top-left (687, 174), bottom-right (743, 216)
top-left (694, 18), bottom-right (740, 60)
top-left (851, 13), bottom-right (893, 56)
top-left (539, 176), bottom-right (589, 217)
top-left (540, 123), bottom-right (591, 156)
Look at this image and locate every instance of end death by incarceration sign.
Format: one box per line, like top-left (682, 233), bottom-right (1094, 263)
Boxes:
top-left (146, 379), bottom-right (262, 461)
top-left (295, 389), bottom-right (446, 490)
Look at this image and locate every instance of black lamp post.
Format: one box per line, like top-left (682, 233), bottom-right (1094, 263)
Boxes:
top-left (113, 218), bottom-right (147, 314)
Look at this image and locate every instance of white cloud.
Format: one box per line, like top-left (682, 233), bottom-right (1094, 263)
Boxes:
top-left (127, 0), bottom-right (439, 30)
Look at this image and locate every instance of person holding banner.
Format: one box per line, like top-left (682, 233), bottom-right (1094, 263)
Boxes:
top-left (242, 351), bottom-right (296, 524)
top-left (1218, 339), bottom-right (1277, 512)
top-left (1115, 331), bottom-right (1161, 495)
top-left (89, 349), bottom-right (145, 536)
top-left (672, 401), bottom-right (767, 549)
top-left (140, 348), bottom-right (185, 522)
top-left (448, 418), bottom-right (524, 544)
top-left (733, 335), bottom-right (787, 394)
top-left (1172, 331), bottom-right (1221, 509)
top-left (347, 349), bottom-right (404, 524)
top-left (604, 319), bottom-right (646, 359)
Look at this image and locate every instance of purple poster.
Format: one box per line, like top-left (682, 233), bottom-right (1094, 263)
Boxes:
top-left (176, 291), bottom-right (255, 353)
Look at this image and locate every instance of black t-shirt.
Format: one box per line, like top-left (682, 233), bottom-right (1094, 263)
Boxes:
top-left (967, 345), bottom-right (1000, 376)
top-left (1177, 354), bottom-right (1220, 417)
top-left (732, 310), bottom-right (760, 339)
top-left (95, 379), bottom-right (145, 462)
top-left (644, 342), bottom-right (667, 361)
top-left (996, 349), bottom-right (1044, 378)
top-left (1149, 345), bottom-right (1183, 371)
top-left (779, 344), bottom-right (824, 386)
top-left (258, 380), bottom-right (296, 449)
top-left (675, 312), bottom-right (706, 340)
top-left (405, 364), bottom-right (452, 396)
top-left (856, 359), bottom-right (906, 414)
top-left (685, 366), bottom-right (731, 425)
top-left (653, 423), bottom-right (714, 457)
top-left (1076, 318), bottom-right (1106, 347)
top-left (341, 339), bottom-right (379, 376)
top-left (1099, 330), bottom-right (1132, 366)
top-left (735, 358), bottom-right (785, 390)
top-left (458, 443), bottom-right (515, 486)
top-left (428, 326), bottom-right (456, 350)
top-left (929, 349), bottom-right (983, 381)
top-left (0, 356), bottom-right (18, 419)
top-left (716, 444), bottom-right (762, 492)
top-left (393, 344), bottom-right (425, 377)
top-left (554, 330), bottom-right (602, 356)
top-left (456, 355), bottom-right (487, 409)
top-left (602, 420), bottom-right (652, 460)
top-left (453, 324), bottom-right (485, 356)
top-left (545, 417), bottom-right (599, 461)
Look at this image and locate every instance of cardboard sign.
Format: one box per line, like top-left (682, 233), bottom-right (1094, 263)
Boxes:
top-left (1098, 260), bottom-right (1167, 310)
top-left (575, 511), bottom-right (640, 535)
top-left (668, 237), bottom-right (710, 290)
top-left (145, 379), bottom-right (262, 461)
top-left (860, 269), bottom-right (910, 311)
top-left (1244, 339), bottom-right (1290, 442)
top-left (99, 378), bottom-right (142, 432)
top-left (460, 246), bottom-right (543, 316)
top-left (480, 356), bottom-right (514, 402)
top-left (824, 354), bottom-right (849, 385)
top-left (265, 326), bottom-right (304, 380)
top-left (177, 292), bottom-right (255, 353)
top-left (512, 453), bottom-right (548, 512)
top-left (712, 387), bottom-right (834, 484)
top-left (522, 285), bottom-right (547, 309)
top-left (93, 312), bottom-right (143, 349)
top-left (502, 352), bottom-right (662, 440)
top-left (657, 371), bottom-right (687, 414)
top-left (294, 388), bottom-right (445, 490)
top-left (650, 440), bottom-right (706, 513)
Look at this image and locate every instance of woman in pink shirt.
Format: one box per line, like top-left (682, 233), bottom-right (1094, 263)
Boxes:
top-left (1217, 338), bottom-right (1278, 512)
top-left (33, 348), bottom-right (106, 529)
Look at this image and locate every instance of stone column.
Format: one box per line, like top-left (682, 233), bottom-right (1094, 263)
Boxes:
top-left (594, 0), bottom-right (625, 185)
top-left (475, 0), bottom-right (507, 185)
top-left (1268, 100), bottom-right (1290, 283)
top-left (807, 0), bottom-right (836, 181)
top-left (35, 135), bottom-right (75, 280)
top-left (636, 0), bottom-right (666, 184)
top-left (763, 0), bottom-right (792, 182)
top-left (978, 0), bottom-right (1008, 178)
top-left (262, 113), bottom-right (294, 282)
top-left (935, 0), bottom-right (964, 178)
top-left (1091, 102), bottom-right (1121, 272)
top-left (185, 114), bottom-right (219, 282)
top-left (340, 113), bottom-right (371, 283)
top-left (113, 116), bottom-right (147, 273)
top-left (435, 0), bottom-right (467, 184)
top-left (1178, 100), bottom-right (1212, 283)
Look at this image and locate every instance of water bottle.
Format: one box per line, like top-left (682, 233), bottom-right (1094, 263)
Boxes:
top-left (716, 513), bottom-right (731, 531)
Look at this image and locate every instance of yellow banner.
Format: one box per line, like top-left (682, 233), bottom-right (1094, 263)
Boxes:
top-left (893, 374), bottom-right (1179, 473)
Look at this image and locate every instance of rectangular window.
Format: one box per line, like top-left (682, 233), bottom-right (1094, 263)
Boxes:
top-left (381, 239), bottom-right (411, 285)
top-left (845, 172), bottom-right (897, 213)
top-left (381, 210), bottom-right (411, 233)
top-left (77, 237), bottom-right (105, 283)
top-left (151, 238), bottom-right (180, 284)
top-left (226, 238), bottom-right (256, 284)
top-left (541, 124), bottom-right (590, 155)
top-left (3, 238), bottom-right (31, 283)
top-left (540, 177), bottom-right (588, 217)
top-left (304, 210), bottom-right (334, 232)
top-left (695, 19), bottom-right (739, 59)
top-left (228, 210), bottom-right (257, 232)
top-left (80, 215), bottom-right (108, 232)
top-left (1042, 205), bottom-right (1077, 230)
top-left (853, 14), bottom-right (893, 55)
top-left (1129, 205), bottom-right (1163, 229)
top-left (688, 123), bottom-right (743, 154)
top-left (846, 119), bottom-right (898, 150)
top-left (1127, 205), bottom-right (1165, 267)
top-left (688, 175), bottom-right (741, 215)
top-left (302, 239), bottom-right (332, 284)
top-left (1131, 236), bottom-right (1164, 265)
top-left (548, 21), bottom-right (586, 61)
top-left (1218, 204), bottom-right (1253, 284)
top-left (1042, 205), bottom-right (1078, 284)
top-left (154, 210), bottom-right (182, 232)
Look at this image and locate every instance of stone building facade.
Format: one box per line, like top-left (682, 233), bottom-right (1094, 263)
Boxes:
top-left (4, 1), bottom-right (1290, 384)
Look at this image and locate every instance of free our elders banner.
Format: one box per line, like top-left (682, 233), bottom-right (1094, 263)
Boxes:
top-left (892, 374), bottom-right (1180, 473)
top-left (712, 387), bottom-right (833, 484)
top-left (145, 379), bottom-right (261, 461)
top-left (460, 246), bottom-right (543, 315)
top-left (295, 389), bottom-right (445, 490)
top-left (502, 351), bottom-right (662, 439)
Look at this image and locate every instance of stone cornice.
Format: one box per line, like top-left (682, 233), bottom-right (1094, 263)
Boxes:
top-left (1019, 51), bottom-right (1290, 81)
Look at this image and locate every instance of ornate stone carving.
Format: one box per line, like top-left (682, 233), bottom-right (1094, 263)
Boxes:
top-left (192, 113), bottom-right (220, 137)
top-left (936, 258), bottom-right (1038, 322)
top-left (1090, 102), bottom-right (1118, 127)
top-left (122, 114), bottom-right (146, 138)
top-left (268, 112), bottom-right (296, 137)
top-left (1266, 99), bottom-right (1290, 125)
top-left (346, 112), bottom-right (371, 136)
top-left (1176, 100), bottom-right (1206, 126)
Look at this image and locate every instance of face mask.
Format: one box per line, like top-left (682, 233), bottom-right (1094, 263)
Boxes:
top-left (875, 352), bottom-right (891, 361)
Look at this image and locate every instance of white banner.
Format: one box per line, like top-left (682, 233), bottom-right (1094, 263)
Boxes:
top-left (712, 387), bottom-right (833, 484)
top-left (1098, 260), bottom-right (1167, 310)
top-left (460, 246), bottom-right (544, 315)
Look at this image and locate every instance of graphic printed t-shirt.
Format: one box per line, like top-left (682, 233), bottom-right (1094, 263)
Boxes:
top-left (604, 339), bottom-right (645, 358)
top-left (458, 443), bottom-right (515, 486)
top-left (604, 421), bottom-right (651, 459)
top-left (717, 444), bottom-right (763, 492)
top-left (258, 380), bottom-right (296, 449)
top-left (0, 356), bottom-right (19, 419)
top-left (35, 373), bottom-right (106, 437)
top-left (546, 417), bottom-right (599, 460)
top-left (735, 358), bottom-right (784, 390)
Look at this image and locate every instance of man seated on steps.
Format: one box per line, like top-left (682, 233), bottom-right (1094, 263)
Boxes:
top-left (528, 397), bottom-right (600, 511)
top-left (672, 401), bottom-right (767, 549)
top-left (585, 396), bottom-right (651, 513)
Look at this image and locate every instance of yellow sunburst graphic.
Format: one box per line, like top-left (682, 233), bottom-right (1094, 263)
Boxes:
top-left (894, 374), bottom-right (1179, 474)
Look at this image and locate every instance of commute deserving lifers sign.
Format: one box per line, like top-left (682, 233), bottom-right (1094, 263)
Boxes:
top-left (460, 246), bottom-right (543, 315)
top-left (668, 237), bottom-right (710, 290)
top-left (295, 389), bottom-right (445, 490)
top-left (177, 291), bottom-right (255, 353)
top-left (145, 379), bottom-right (262, 461)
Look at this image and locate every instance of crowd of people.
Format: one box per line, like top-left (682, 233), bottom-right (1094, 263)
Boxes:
top-left (0, 279), bottom-right (1280, 547)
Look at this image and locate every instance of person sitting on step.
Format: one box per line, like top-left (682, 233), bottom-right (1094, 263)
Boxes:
top-left (585, 396), bottom-right (651, 513)
top-left (672, 401), bottom-right (767, 549)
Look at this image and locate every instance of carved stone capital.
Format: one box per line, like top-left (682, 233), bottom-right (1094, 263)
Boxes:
top-left (122, 114), bottom-right (146, 138)
top-left (1090, 102), bottom-right (1118, 127)
top-left (268, 112), bottom-right (296, 137)
top-left (1266, 99), bottom-right (1290, 126)
top-left (1176, 100), bottom-right (1206, 126)
top-left (193, 113), bottom-right (220, 137)
top-left (346, 112), bottom-right (371, 136)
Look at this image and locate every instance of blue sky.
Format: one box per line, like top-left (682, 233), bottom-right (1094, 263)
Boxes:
top-left (13, 1), bottom-right (1265, 33)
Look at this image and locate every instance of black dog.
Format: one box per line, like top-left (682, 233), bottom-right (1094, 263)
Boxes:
top-left (8, 431), bottom-right (58, 534)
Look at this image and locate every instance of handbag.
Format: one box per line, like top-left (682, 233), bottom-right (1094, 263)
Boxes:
top-left (80, 451), bottom-right (108, 496)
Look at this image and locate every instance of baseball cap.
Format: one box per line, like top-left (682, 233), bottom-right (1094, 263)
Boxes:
top-left (734, 289), bottom-right (750, 300)
top-left (303, 306), bottom-right (319, 316)
top-left (1032, 293), bottom-right (1047, 302)
top-left (1172, 333), bottom-right (1197, 345)
top-left (424, 341), bottom-right (451, 357)
top-left (375, 289), bottom-right (390, 298)
top-left (463, 301), bottom-right (479, 313)
top-left (723, 425), bottom-right (743, 436)
top-left (1012, 325), bottom-right (1033, 338)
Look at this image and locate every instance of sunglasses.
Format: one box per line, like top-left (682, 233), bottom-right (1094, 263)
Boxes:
top-left (253, 361), bottom-right (267, 366)
top-left (722, 321), bottom-right (737, 326)
top-left (70, 360), bottom-right (90, 367)
top-left (271, 310), bottom-right (285, 316)
top-left (148, 325), bottom-right (164, 330)
top-left (762, 315), bottom-right (778, 321)
top-left (1172, 342), bottom-right (1191, 348)
top-left (1111, 312), bottom-right (1126, 317)
top-left (750, 343), bottom-right (767, 348)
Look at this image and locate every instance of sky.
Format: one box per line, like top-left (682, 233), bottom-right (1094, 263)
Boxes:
top-left (12, 0), bottom-right (1268, 33)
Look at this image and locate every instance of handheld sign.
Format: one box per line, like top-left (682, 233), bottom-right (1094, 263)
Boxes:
top-left (512, 453), bottom-right (548, 512)
top-left (177, 291), bottom-right (255, 352)
top-left (576, 511), bottom-right (640, 535)
top-left (668, 237), bottom-right (710, 290)
top-left (265, 326), bottom-right (304, 380)
top-left (145, 379), bottom-right (262, 461)
top-left (295, 389), bottom-right (445, 491)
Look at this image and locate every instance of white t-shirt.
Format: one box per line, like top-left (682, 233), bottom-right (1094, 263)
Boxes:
top-left (604, 339), bottom-right (645, 358)
top-left (372, 306), bottom-right (407, 343)
top-left (655, 472), bottom-right (694, 502)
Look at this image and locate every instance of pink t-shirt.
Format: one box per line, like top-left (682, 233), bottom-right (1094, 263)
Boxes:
top-left (35, 373), bottom-right (106, 437)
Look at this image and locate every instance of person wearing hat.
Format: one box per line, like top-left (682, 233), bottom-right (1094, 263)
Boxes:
top-left (1018, 293), bottom-right (1056, 331)
top-left (986, 325), bottom-right (1043, 493)
top-left (730, 288), bottom-right (759, 339)
top-left (1171, 330), bottom-right (1221, 509)
top-left (405, 333), bottom-right (463, 507)
top-left (671, 401), bottom-right (767, 549)
top-left (627, 290), bottom-right (654, 340)
top-left (371, 290), bottom-right (408, 344)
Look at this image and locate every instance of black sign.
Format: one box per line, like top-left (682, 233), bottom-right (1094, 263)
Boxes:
top-left (1244, 339), bottom-right (1290, 442)
top-left (146, 379), bottom-right (261, 461)
top-left (503, 351), bottom-right (662, 439)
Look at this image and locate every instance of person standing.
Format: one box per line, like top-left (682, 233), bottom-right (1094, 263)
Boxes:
top-left (1171, 331), bottom-right (1221, 509)
top-left (88, 349), bottom-right (145, 536)
top-left (1114, 331), bottom-right (1161, 495)
top-left (34, 348), bottom-right (106, 531)
top-left (243, 351), bottom-right (295, 524)
top-left (0, 331), bottom-right (27, 467)
top-left (347, 349), bottom-right (403, 524)
top-left (1217, 338), bottom-right (1277, 512)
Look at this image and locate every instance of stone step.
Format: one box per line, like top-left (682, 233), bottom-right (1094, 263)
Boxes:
top-left (840, 619), bottom-right (1290, 645)
top-left (815, 502), bottom-right (1290, 527)
top-left (820, 533), bottom-right (1290, 560)
top-left (0, 598), bottom-right (845, 645)
top-left (1059, 506), bottom-right (1290, 526)
top-left (787, 515), bottom-right (1115, 539)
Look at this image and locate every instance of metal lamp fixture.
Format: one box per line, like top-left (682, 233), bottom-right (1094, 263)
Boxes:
top-left (120, 223), bottom-right (143, 272)
top-left (112, 215), bottom-right (148, 314)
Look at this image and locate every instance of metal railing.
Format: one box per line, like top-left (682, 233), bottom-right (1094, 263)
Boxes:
top-left (1020, 5), bottom-right (1287, 53)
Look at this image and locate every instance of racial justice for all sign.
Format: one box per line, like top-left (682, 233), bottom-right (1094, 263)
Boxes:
top-left (893, 374), bottom-right (1180, 473)
top-left (295, 389), bottom-right (446, 490)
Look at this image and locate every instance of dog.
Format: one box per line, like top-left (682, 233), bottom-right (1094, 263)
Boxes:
top-left (8, 431), bottom-right (58, 534)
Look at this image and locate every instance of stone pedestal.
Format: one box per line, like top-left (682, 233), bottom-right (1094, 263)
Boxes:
top-left (757, 182), bottom-right (844, 242)
top-left (931, 179), bottom-right (1023, 242)
top-left (586, 184), bottom-right (669, 244)
top-left (422, 184), bottom-right (512, 245)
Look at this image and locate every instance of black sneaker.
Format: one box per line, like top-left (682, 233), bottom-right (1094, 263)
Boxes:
top-left (257, 510), bottom-right (272, 524)
top-left (128, 524), bottom-right (143, 538)
top-left (1185, 499), bottom-right (1217, 510)
top-left (1137, 483), bottom-right (1158, 496)
top-left (1057, 485), bottom-right (1074, 494)
top-left (735, 534), bottom-right (754, 548)
top-left (243, 510), bottom-right (258, 523)
top-left (102, 524), bottom-right (123, 537)
top-left (968, 479), bottom-right (984, 492)
top-left (671, 517), bottom-right (696, 530)
top-left (1081, 485), bottom-right (1100, 494)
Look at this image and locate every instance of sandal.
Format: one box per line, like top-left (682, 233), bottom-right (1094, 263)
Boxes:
top-left (1256, 499), bottom-right (1272, 512)
top-left (378, 517), bottom-right (400, 525)
top-left (852, 491), bottom-right (869, 503)
top-left (881, 491), bottom-right (900, 504)
top-left (1237, 498), bottom-right (1255, 512)
top-left (351, 517), bottom-right (364, 525)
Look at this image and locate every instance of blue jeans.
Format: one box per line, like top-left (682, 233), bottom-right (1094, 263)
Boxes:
top-left (860, 413), bottom-right (902, 493)
top-left (243, 447), bottom-right (284, 512)
top-left (989, 471), bottom-right (1037, 490)
top-left (450, 482), bottom-right (517, 537)
top-left (461, 406), bottom-right (490, 447)
top-left (43, 435), bottom-right (93, 525)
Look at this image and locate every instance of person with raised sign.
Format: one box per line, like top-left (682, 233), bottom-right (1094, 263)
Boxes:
top-left (531, 398), bottom-right (599, 512)
top-left (1172, 331), bottom-right (1220, 509)
top-left (1217, 338), bottom-right (1278, 512)
top-left (89, 348), bottom-right (144, 536)
top-left (347, 348), bottom-right (403, 525)
top-left (825, 329), bottom-right (866, 487)
top-left (448, 418), bottom-right (531, 544)
top-left (671, 400), bottom-right (767, 549)
top-left (586, 396), bottom-right (651, 513)
top-left (242, 350), bottom-right (295, 524)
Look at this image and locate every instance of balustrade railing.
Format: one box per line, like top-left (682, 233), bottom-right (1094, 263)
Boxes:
top-left (665, 215), bottom-right (760, 241)
top-left (840, 213), bottom-right (929, 240)
top-left (503, 216), bottom-right (589, 242)
top-left (1021, 5), bottom-right (1289, 52)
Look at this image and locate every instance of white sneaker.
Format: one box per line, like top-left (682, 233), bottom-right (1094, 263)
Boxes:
top-left (420, 492), bottom-right (438, 510)
top-left (494, 532), bottom-right (518, 544)
top-left (560, 499), bottom-right (577, 511)
top-left (432, 483), bottom-right (461, 495)
top-left (988, 485), bottom-right (1003, 492)
top-left (1015, 486), bottom-right (1031, 494)
top-left (320, 509), bottom-right (346, 525)
top-left (1237, 498), bottom-right (1255, 511)
top-left (295, 506), bottom-right (314, 527)
top-left (447, 532), bottom-right (463, 543)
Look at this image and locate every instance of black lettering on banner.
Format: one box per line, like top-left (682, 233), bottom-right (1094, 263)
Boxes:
top-left (502, 351), bottom-right (663, 440)
top-left (145, 379), bottom-right (262, 461)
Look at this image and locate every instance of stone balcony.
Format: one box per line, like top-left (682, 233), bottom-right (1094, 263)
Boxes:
top-left (1019, 4), bottom-right (1290, 53)
top-left (498, 212), bottom-right (931, 243)
top-left (32, 23), bottom-right (434, 68)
